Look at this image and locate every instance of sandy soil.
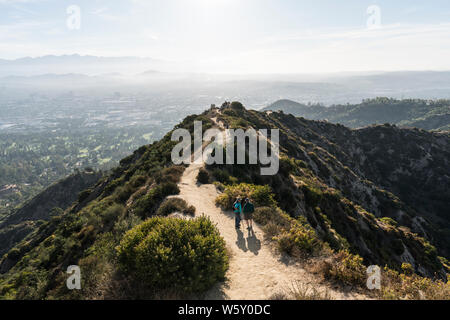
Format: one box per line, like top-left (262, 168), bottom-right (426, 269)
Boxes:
top-left (176, 163), bottom-right (366, 300)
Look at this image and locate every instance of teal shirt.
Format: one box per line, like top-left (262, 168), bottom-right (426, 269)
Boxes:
top-left (233, 202), bottom-right (242, 214)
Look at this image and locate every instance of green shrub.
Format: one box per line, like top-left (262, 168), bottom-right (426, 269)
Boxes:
top-left (380, 217), bottom-right (398, 227)
top-left (253, 207), bottom-right (290, 229)
top-left (215, 183), bottom-right (276, 209)
top-left (133, 182), bottom-right (180, 218)
top-left (197, 168), bottom-right (210, 184)
top-left (222, 109), bottom-right (236, 117)
top-left (103, 178), bottom-right (123, 196)
top-left (6, 247), bottom-right (21, 260)
top-left (78, 189), bottom-right (92, 203)
top-left (302, 185), bottom-right (323, 207)
top-left (160, 182), bottom-right (180, 195)
top-left (230, 101), bottom-right (245, 110)
top-left (279, 157), bottom-right (296, 176)
top-left (233, 119), bottom-right (248, 128)
top-left (212, 169), bottom-right (231, 184)
top-left (253, 207), bottom-right (278, 226)
top-left (439, 256), bottom-right (450, 273)
top-left (102, 204), bottom-right (125, 227)
top-left (157, 166), bottom-right (185, 184)
top-left (275, 220), bottom-right (324, 256)
top-left (116, 184), bottom-right (137, 203)
top-left (323, 250), bottom-right (366, 286)
top-left (156, 198), bottom-right (196, 216)
top-left (130, 175), bottom-right (147, 188)
top-left (116, 216), bottom-right (228, 294)
top-left (253, 207), bottom-right (324, 256)
top-left (213, 181), bottom-right (225, 192)
top-left (401, 263), bottom-right (414, 275)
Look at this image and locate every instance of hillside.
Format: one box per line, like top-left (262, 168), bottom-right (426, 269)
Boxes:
top-left (0, 124), bottom-right (158, 220)
top-left (0, 170), bottom-right (102, 258)
top-left (264, 98), bottom-right (450, 131)
top-left (214, 104), bottom-right (449, 276)
top-left (0, 103), bottom-right (448, 300)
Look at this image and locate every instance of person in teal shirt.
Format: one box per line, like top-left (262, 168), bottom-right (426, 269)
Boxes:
top-left (233, 197), bottom-right (242, 229)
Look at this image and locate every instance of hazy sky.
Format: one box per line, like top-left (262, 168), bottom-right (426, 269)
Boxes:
top-left (1, 0), bottom-right (450, 73)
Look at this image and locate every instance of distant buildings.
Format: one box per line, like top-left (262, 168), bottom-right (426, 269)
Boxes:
top-left (0, 184), bottom-right (19, 197)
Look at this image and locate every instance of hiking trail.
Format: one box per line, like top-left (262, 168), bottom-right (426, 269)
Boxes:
top-left (176, 163), bottom-right (366, 300)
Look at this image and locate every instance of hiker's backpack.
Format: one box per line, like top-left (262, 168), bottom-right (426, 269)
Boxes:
top-left (246, 203), bottom-right (255, 213)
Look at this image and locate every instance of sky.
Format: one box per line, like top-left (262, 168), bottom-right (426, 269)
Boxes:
top-left (1, 0), bottom-right (450, 73)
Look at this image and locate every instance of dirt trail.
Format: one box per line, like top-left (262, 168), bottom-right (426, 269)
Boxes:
top-left (177, 163), bottom-right (365, 300)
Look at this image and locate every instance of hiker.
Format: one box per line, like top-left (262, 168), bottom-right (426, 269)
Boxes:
top-left (243, 198), bottom-right (255, 230)
top-left (233, 197), bottom-right (242, 229)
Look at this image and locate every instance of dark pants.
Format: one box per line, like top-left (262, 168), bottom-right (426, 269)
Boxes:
top-left (234, 212), bottom-right (241, 227)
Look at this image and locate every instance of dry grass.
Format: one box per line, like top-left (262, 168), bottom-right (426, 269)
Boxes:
top-left (270, 281), bottom-right (332, 300)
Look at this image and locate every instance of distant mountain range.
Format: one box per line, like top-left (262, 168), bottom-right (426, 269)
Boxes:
top-left (0, 54), bottom-right (168, 77)
top-left (264, 98), bottom-right (450, 131)
top-left (1, 56), bottom-right (450, 104)
top-left (0, 54), bottom-right (158, 65)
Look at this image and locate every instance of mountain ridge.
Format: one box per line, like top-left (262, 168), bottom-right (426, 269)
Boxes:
top-left (0, 103), bottom-right (448, 299)
top-left (264, 98), bottom-right (450, 131)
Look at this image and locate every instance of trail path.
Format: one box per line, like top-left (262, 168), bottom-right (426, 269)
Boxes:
top-left (177, 163), bottom-right (365, 300)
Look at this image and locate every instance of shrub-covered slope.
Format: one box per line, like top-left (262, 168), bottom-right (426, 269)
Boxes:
top-left (213, 103), bottom-right (449, 278)
top-left (0, 170), bottom-right (102, 258)
top-left (0, 114), bottom-right (227, 299)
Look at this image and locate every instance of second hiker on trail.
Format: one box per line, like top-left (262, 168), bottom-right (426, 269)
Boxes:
top-left (233, 197), bottom-right (242, 229)
top-left (243, 198), bottom-right (255, 231)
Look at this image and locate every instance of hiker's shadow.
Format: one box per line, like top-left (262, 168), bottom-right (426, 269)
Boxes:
top-left (246, 230), bottom-right (261, 255)
top-left (236, 229), bottom-right (248, 252)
